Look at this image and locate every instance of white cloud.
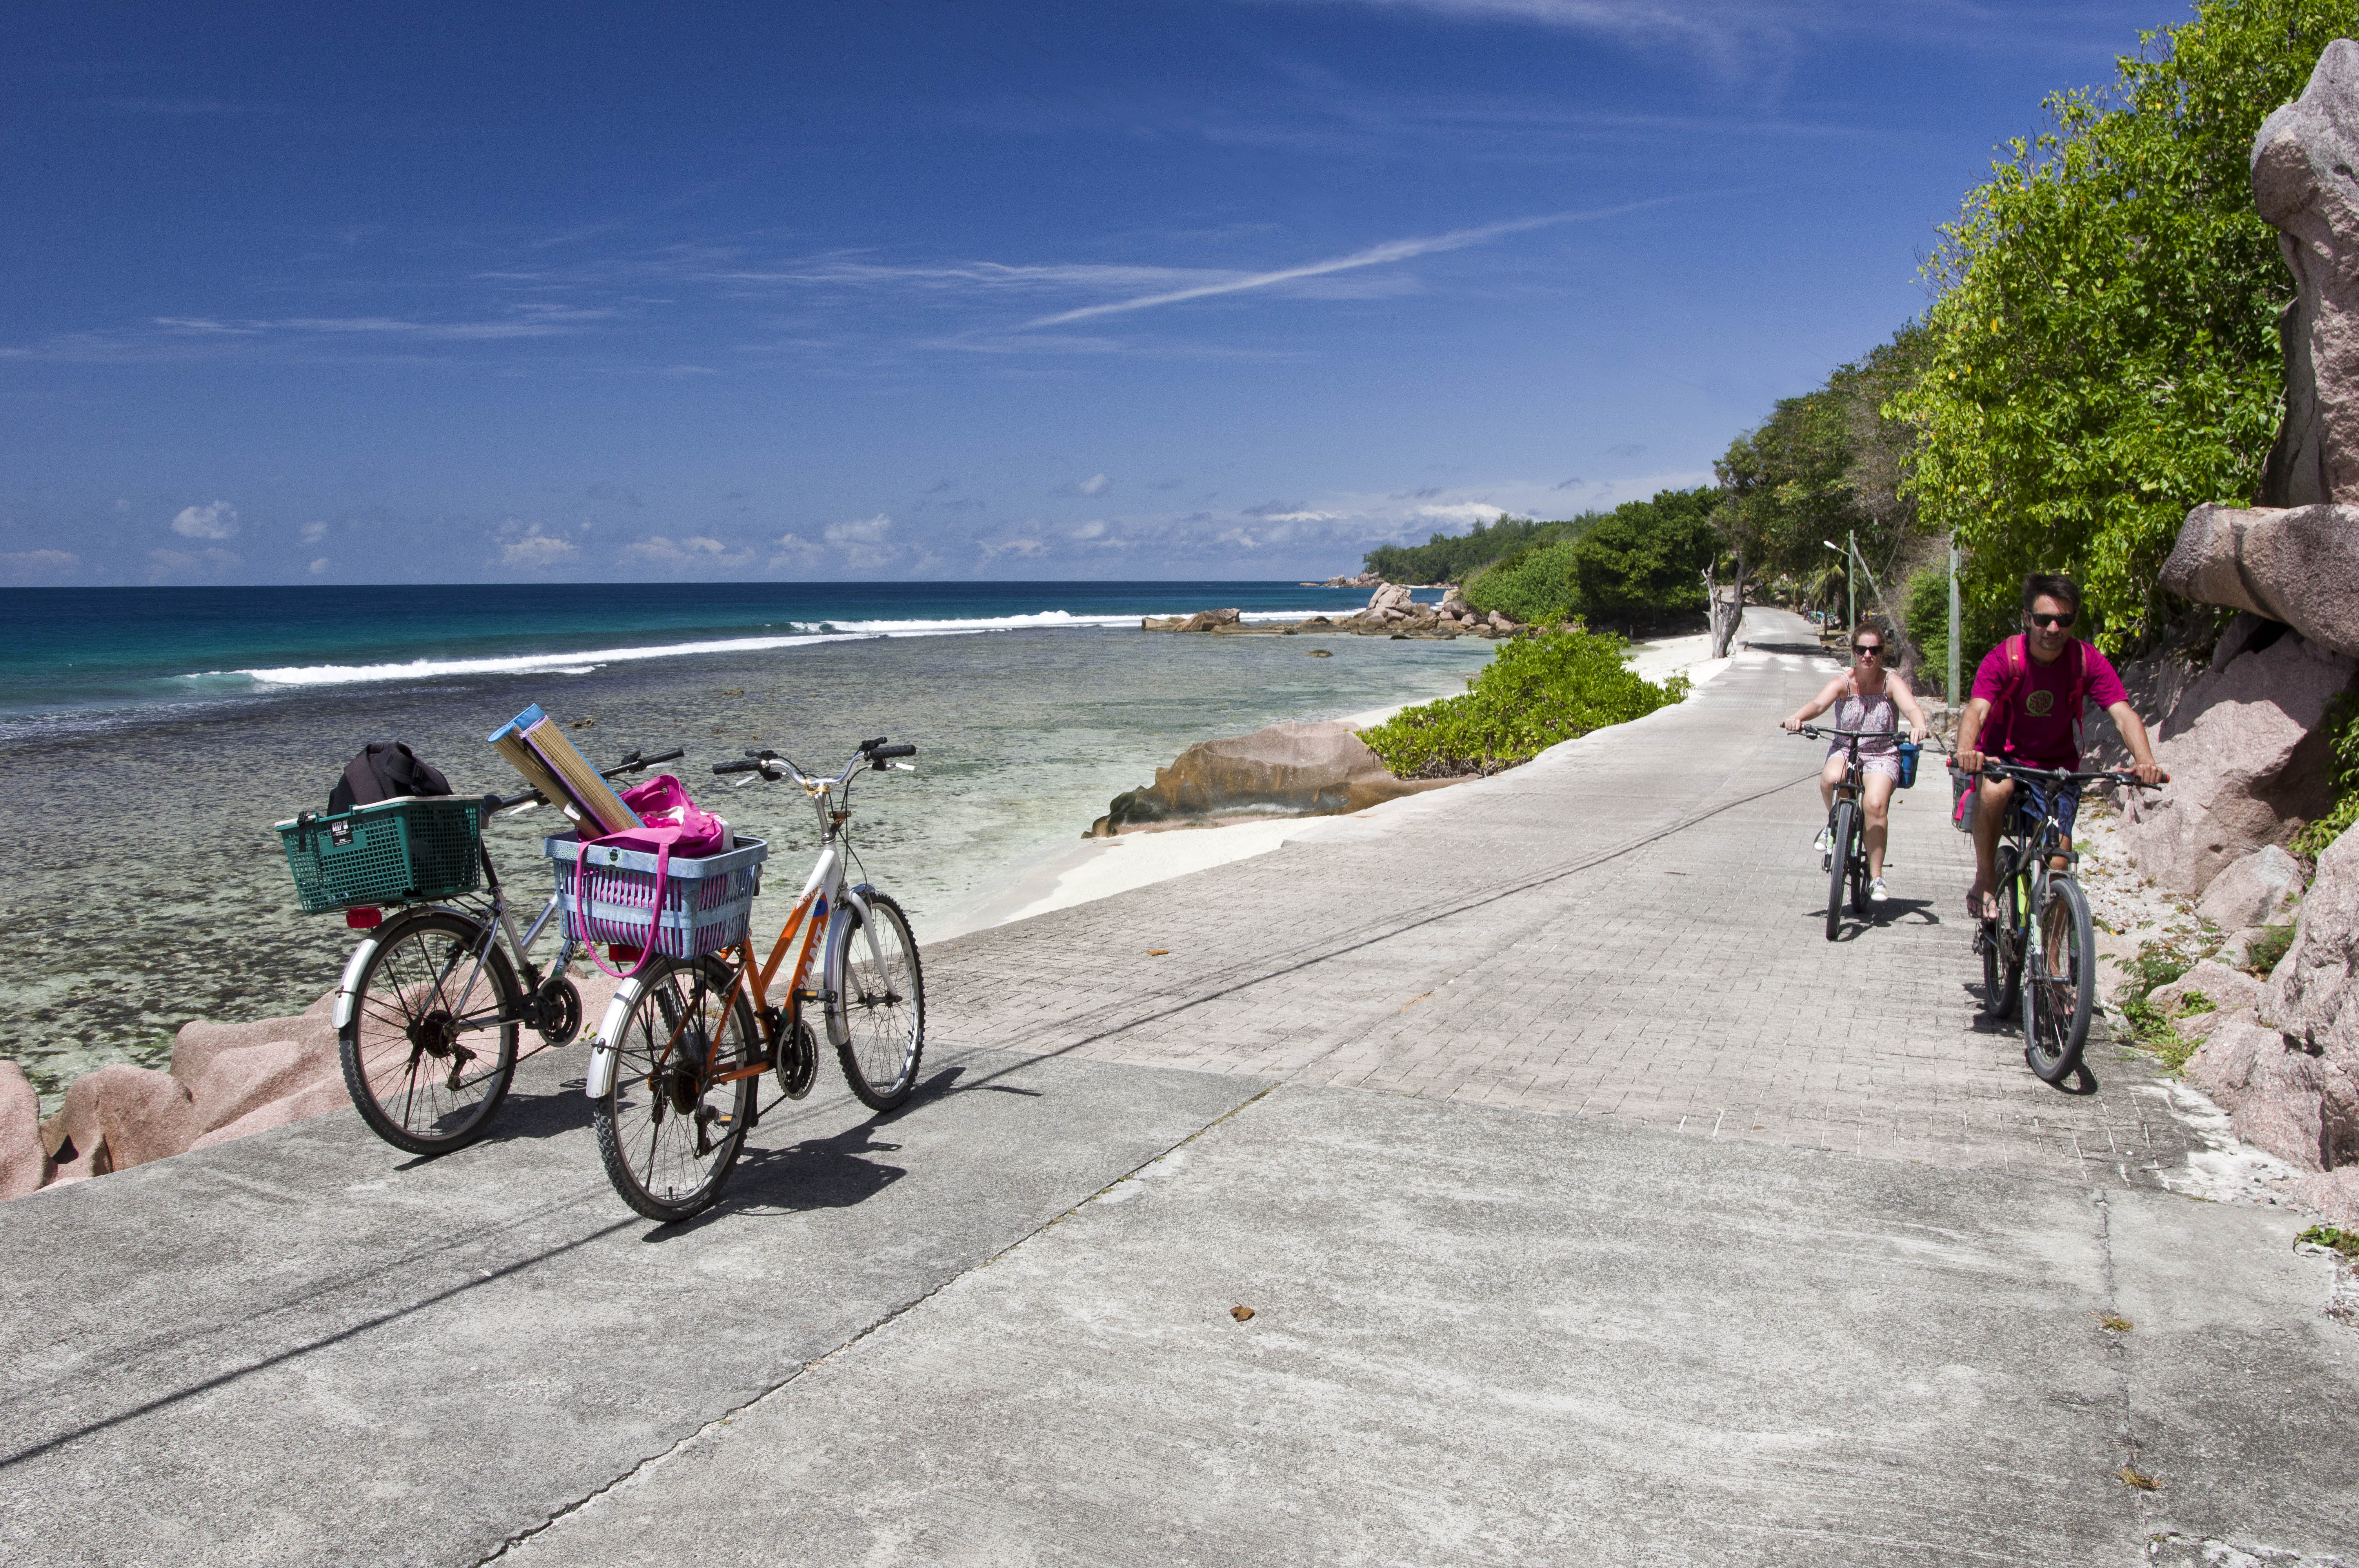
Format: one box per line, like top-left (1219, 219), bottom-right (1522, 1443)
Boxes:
top-left (978, 537), bottom-right (1046, 562)
top-left (499, 530), bottom-right (579, 568)
top-left (308, 557), bottom-right (330, 575)
top-left (1054, 473), bottom-right (1112, 497)
top-left (622, 534), bottom-right (754, 570)
top-left (299, 520), bottom-right (328, 543)
top-left (822, 514), bottom-right (897, 570)
top-left (172, 500), bottom-right (239, 539)
top-left (0, 548), bottom-right (80, 578)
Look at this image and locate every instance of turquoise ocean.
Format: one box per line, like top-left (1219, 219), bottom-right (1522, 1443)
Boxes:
top-left (1, 582), bottom-right (1491, 1103)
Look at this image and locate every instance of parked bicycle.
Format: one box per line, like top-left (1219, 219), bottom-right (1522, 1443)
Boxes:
top-left (1964, 759), bottom-right (2165, 1083)
top-left (1793, 724), bottom-right (1883, 941)
top-left (284, 747), bottom-right (682, 1155)
top-left (579, 736), bottom-right (925, 1222)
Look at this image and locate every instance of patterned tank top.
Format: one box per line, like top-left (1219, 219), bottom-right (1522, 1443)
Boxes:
top-left (1829, 681), bottom-right (1898, 756)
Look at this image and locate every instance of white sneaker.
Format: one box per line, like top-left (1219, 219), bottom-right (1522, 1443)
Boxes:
top-left (1812, 827), bottom-right (1829, 853)
top-left (1869, 877), bottom-right (1889, 902)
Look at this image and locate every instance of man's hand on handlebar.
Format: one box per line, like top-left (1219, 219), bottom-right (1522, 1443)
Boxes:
top-left (2128, 759), bottom-right (2166, 787)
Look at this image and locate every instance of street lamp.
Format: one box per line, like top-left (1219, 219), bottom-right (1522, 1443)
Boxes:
top-left (1822, 539), bottom-right (1853, 632)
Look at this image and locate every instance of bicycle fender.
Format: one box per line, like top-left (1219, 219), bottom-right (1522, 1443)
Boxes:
top-left (584, 980), bottom-right (644, 1098)
top-left (331, 938), bottom-right (380, 1032)
top-left (821, 886), bottom-right (878, 1047)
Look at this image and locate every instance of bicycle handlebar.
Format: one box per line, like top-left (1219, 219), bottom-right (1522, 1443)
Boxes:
top-left (711, 737), bottom-right (920, 785)
top-left (1953, 758), bottom-right (2168, 788)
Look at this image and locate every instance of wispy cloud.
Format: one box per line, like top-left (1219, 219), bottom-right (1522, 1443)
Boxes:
top-left (1054, 474), bottom-right (1112, 497)
top-left (1014, 207), bottom-right (1649, 329)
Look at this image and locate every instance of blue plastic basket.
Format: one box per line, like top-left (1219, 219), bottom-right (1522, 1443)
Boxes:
top-left (545, 833), bottom-right (767, 961)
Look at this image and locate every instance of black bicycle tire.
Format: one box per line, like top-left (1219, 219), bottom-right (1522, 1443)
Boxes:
top-left (592, 955), bottom-right (756, 1222)
top-left (338, 909), bottom-right (521, 1156)
top-left (1825, 802), bottom-right (1855, 942)
top-left (2025, 875), bottom-right (2096, 1083)
top-left (830, 889), bottom-right (927, 1110)
top-left (1848, 818), bottom-right (1870, 916)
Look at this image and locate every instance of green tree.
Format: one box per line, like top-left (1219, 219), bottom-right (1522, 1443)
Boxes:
top-left (1363, 514), bottom-right (1596, 583)
top-left (1566, 488), bottom-right (1720, 631)
top-left (1894, 0), bottom-right (2355, 653)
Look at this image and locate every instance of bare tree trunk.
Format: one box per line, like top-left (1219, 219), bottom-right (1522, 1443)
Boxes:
top-left (1707, 548), bottom-right (1744, 659)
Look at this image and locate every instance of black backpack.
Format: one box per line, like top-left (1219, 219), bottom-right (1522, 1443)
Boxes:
top-left (329, 742), bottom-right (455, 814)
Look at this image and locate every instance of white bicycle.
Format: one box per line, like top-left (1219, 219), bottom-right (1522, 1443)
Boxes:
top-left (583, 737), bottom-right (925, 1222)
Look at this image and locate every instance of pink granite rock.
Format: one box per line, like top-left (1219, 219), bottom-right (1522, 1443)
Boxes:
top-left (2152, 959), bottom-right (2268, 1019)
top-left (2295, 1166), bottom-right (2359, 1229)
top-left (2186, 1014), bottom-right (2359, 1173)
top-left (190, 1038), bottom-right (342, 1134)
top-left (171, 1002), bottom-right (338, 1089)
top-left (2252, 40), bottom-right (2359, 507)
top-left (44, 1064), bottom-right (202, 1175)
top-left (191, 1076), bottom-right (352, 1151)
top-left (2115, 628), bottom-right (2354, 898)
top-left (0, 1061), bottom-right (45, 1199)
top-left (2159, 503), bottom-right (2359, 657)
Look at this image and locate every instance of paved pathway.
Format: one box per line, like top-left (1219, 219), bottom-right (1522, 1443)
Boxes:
top-left (928, 611), bottom-right (2197, 1186)
top-left (3, 608), bottom-right (2352, 1566)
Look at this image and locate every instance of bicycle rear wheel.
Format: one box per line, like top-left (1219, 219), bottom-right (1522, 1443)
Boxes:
top-left (593, 955), bottom-right (756, 1222)
top-left (1981, 848), bottom-right (2023, 1017)
top-left (2025, 874), bottom-right (2096, 1083)
top-left (339, 909), bottom-right (520, 1155)
top-left (830, 889), bottom-right (925, 1110)
top-left (1825, 802), bottom-right (1856, 942)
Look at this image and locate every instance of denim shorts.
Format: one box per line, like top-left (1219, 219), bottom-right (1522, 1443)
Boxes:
top-left (2009, 777), bottom-right (2081, 845)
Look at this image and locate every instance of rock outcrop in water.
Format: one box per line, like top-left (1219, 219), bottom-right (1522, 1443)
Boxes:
top-left (1087, 720), bottom-right (1450, 837)
top-left (1142, 583), bottom-right (1521, 640)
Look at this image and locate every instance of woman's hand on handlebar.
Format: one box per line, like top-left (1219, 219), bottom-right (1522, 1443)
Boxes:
top-left (1781, 715), bottom-right (1806, 733)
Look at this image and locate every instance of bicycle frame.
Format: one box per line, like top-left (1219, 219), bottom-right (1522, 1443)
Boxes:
top-left (583, 749), bottom-right (900, 1099)
top-left (332, 842), bottom-right (575, 1037)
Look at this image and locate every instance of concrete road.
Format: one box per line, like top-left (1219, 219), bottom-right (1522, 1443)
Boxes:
top-left (4, 607), bottom-right (2353, 1566)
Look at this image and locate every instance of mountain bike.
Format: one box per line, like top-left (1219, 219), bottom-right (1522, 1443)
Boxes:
top-left (1794, 724), bottom-right (1881, 941)
top-left (1966, 760), bottom-right (2165, 1083)
top-left (332, 747), bottom-right (682, 1154)
top-left (582, 736), bottom-right (924, 1222)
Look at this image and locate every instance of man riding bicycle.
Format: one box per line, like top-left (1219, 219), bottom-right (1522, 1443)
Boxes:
top-left (1954, 573), bottom-right (2165, 920)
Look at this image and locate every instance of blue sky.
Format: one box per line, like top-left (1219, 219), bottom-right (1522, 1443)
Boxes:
top-left (2, 0), bottom-right (2172, 585)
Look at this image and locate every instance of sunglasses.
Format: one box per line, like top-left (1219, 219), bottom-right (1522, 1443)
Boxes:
top-left (1851, 643), bottom-right (1883, 655)
top-left (2028, 612), bottom-right (2075, 629)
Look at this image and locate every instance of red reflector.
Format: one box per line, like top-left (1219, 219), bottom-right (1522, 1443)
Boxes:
top-left (607, 945), bottom-right (642, 965)
top-left (345, 907), bottom-right (383, 930)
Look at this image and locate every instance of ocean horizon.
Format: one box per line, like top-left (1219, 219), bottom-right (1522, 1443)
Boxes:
top-left (0, 580), bottom-right (1423, 737)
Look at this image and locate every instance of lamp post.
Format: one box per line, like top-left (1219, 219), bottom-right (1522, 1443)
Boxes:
top-left (1947, 539), bottom-right (1961, 705)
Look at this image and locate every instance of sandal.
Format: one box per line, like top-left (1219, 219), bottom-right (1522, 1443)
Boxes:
top-left (1965, 887), bottom-right (1998, 922)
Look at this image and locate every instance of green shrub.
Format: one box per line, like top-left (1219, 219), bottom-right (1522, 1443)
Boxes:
top-left (1565, 505), bottom-right (1716, 632)
top-left (1465, 541), bottom-right (1578, 626)
top-left (1360, 628), bottom-right (1690, 779)
top-left (2297, 1224), bottom-right (2359, 1259)
top-left (2177, 989), bottom-right (2217, 1016)
top-left (2295, 689), bottom-right (2359, 858)
top-left (1901, 564), bottom-right (2014, 699)
top-left (2246, 922), bottom-right (2296, 976)
top-left (2119, 998), bottom-right (2199, 1074)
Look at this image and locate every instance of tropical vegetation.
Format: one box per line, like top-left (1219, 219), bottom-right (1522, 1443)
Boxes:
top-left (1359, 628), bottom-right (1689, 779)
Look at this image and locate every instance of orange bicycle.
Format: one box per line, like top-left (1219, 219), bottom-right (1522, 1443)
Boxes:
top-left (582, 737), bottom-right (923, 1221)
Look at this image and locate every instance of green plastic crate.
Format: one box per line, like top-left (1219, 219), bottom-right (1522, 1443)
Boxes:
top-left (276, 796), bottom-right (484, 915)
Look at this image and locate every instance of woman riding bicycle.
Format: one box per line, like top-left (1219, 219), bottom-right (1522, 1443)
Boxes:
top-left (1782, 621), bottom-right (1930, 904)
top-left (1955, 573), bottom-right (2165, 920)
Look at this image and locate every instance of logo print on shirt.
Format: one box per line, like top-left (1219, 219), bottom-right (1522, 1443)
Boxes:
top-left (2024, 689), bottom-right (2055, 717)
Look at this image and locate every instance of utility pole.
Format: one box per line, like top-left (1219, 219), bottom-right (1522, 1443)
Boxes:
top-left (1846, 529), bottom-right (1857, 632)
top-left (1947, 540), bottom-right (1961, 705)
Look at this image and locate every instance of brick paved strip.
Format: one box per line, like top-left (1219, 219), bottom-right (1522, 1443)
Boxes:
top-left (925, 609), bottom-right (2200, 1190)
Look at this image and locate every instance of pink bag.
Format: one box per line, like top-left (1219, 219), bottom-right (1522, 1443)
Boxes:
top-left (574, 775), bottom-right (730, 979)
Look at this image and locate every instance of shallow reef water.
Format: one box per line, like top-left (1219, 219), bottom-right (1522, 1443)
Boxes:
top-left (4, 625), bottom-right (1491, 1105)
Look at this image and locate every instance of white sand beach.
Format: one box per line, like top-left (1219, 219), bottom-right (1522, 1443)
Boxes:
top-left (927, 627), bottom-right (1743, 941)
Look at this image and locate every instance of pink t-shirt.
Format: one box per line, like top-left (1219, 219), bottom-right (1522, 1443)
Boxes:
top-left (1970, 639), bottom-right (2127, 768)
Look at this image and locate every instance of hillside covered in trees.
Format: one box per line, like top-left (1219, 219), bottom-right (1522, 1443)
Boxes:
top-left (1355, 0), bottom-right (2347, 691)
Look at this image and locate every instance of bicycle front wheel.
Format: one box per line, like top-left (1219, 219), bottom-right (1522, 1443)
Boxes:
top-left (2024, 874), bottom-right (2095, 1083)
top-left (339, 909), bottom-right (521, 1155)
top-left (1825, 802), bottom-right (1856, 942)
top-left (830, 889), bottom-right (925, 1110)
top-left (593, 955), bottom-right (756, 1222)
